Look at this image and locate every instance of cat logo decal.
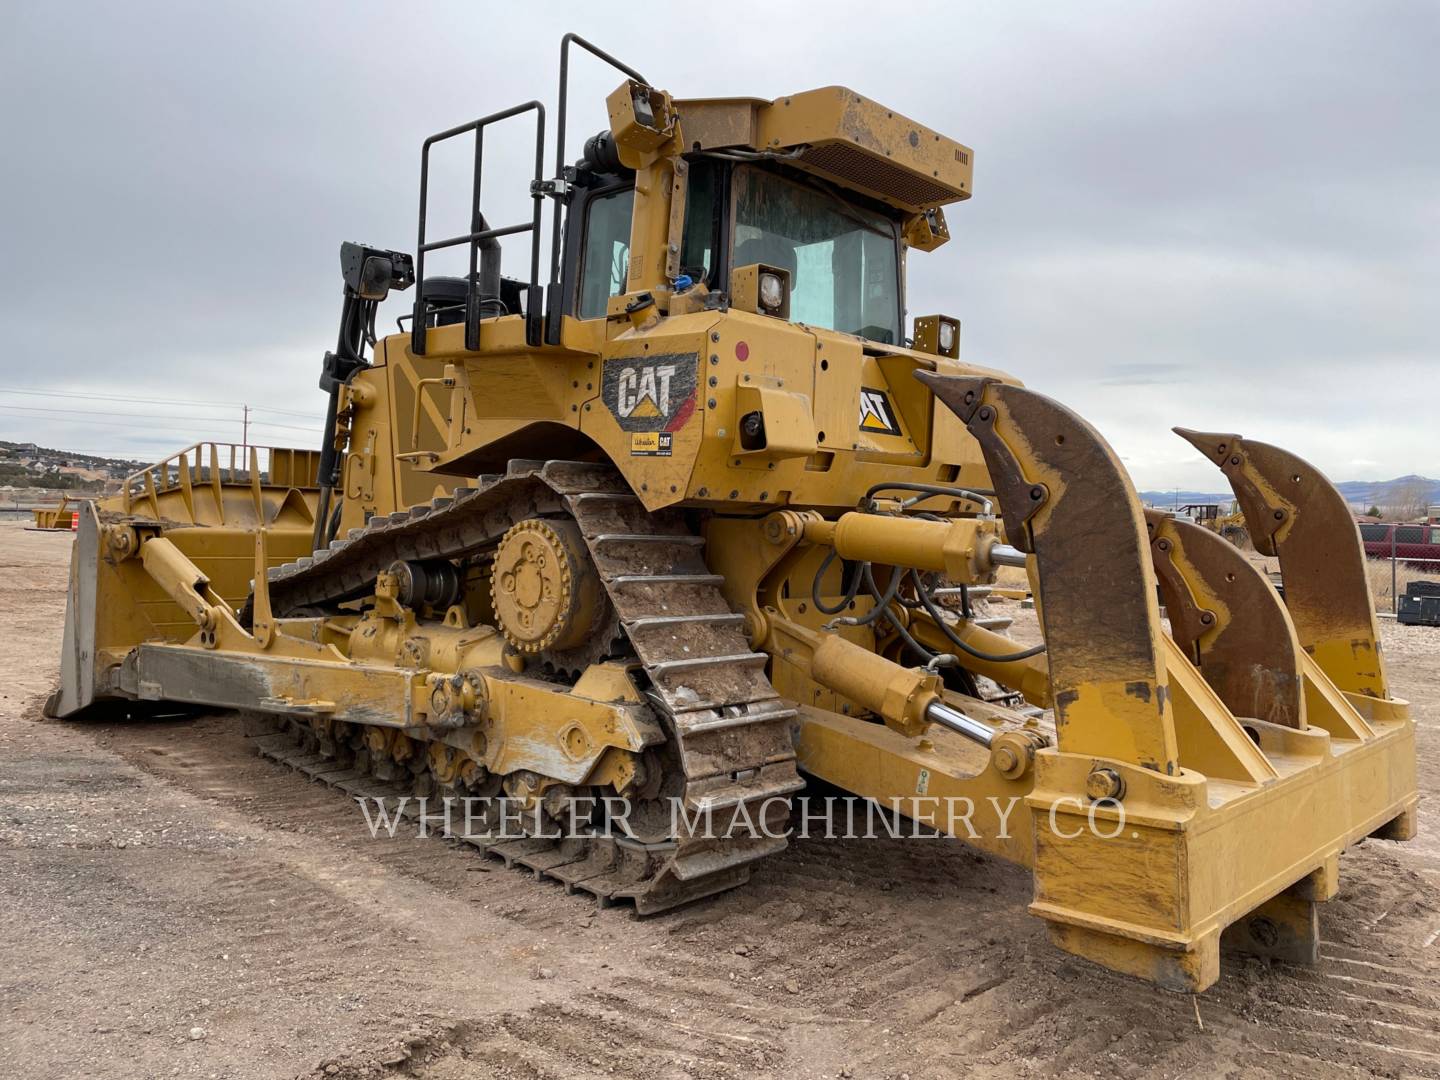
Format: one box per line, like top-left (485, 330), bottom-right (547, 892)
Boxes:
top-left (602, 354), bottom-right (699, 434)
top-left (859, 387), bottom-right (902, 436)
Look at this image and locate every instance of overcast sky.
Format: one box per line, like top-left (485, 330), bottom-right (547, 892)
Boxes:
top-left (2, 1), bottom-right (1435, 491)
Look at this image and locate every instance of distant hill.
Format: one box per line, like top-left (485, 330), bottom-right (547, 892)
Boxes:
top-left (1139, 489), bottom-right (1238, 508)
top-left (1139, 475), bottom-right (1440, 516)
top-left (0, 440), bottom-right (146, 492)
top-left (1334, 475), bottom-right (1440, 509)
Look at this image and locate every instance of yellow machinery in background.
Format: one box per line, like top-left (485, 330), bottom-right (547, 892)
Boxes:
top-left (1176, 501), bottom-right (1250, 548)
top-left (31, 495), bottom-right (78, 530)
top-left (47, 34), bottom-right (1415, 993)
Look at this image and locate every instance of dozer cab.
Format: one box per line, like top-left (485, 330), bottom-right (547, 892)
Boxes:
top-left (46, 35), bottom-right (1415, 993)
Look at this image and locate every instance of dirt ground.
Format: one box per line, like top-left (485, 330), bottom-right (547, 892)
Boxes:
top-left (2, 520), bottom-right (1438, 1080)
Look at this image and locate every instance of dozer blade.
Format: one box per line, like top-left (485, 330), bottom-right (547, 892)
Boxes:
top-left (906, 373), bottom-right (1416, 992)
top-left (1174, 428), bottom-right (1389, 701)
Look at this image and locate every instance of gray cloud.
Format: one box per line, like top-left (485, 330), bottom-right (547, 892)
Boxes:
top-left (2, 1), bottom-right (1436, 489)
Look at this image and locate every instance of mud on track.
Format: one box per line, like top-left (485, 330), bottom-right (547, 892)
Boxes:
top-left (2, 520), bottom-right (1438, 1080)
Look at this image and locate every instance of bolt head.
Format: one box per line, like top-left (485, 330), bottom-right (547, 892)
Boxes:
top-left (1085, 767), bottom-right (1125, 802)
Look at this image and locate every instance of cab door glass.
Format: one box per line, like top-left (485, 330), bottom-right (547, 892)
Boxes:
top-left (680, 158), bottom-right (722, 286)
top-left (578, 188), bottom-right (635, 318)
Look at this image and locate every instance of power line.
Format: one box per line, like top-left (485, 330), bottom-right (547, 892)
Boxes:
top-left (0, 403), bottom-right (320, 433)
top-left (0, 385), bottom-right (319, 420)
top-left (0, 417), bottom-right (317, 453)
top-left (0, 407), bottom-right (228, 433)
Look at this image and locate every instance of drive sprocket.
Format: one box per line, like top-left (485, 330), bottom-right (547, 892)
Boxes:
top-left (489, 516), bottom-right (618, 674)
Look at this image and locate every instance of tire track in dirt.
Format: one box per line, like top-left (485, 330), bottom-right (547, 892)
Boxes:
top-left (80, 704), bottom-right (1440, 1080)
top-left (41, 587), bottom-right (1440, 1080)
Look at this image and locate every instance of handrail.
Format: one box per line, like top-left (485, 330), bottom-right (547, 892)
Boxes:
top-left (545, 34), bottom-right (648, 343)
top-left (410, 101), bottom-right (547, 355)
top-left (121, 442), bottom-right (321, 514)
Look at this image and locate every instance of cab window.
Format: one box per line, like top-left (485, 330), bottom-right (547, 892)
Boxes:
top-left (680, 158), bottom-right (723, 287)
top-left (578, 188), bottom-right (635, 318)
top-left (731, 165), bottom-right (901, 343)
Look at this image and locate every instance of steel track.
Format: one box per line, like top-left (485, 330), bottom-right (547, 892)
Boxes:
top-left (243, 459), bottom-right (803, 912)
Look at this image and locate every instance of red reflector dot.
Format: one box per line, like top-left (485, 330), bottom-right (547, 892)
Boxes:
top-left (735, 341), bottom-right (750, 361)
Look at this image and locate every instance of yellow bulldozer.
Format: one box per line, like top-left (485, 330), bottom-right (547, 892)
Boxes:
top-left (46, 35), bottom-right (1415, 993)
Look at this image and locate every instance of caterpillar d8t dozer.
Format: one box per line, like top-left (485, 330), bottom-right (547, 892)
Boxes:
top-left (46, 35), bottom-right (1416, 992)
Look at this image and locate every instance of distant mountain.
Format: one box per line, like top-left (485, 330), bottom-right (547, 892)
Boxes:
top-left (1333, 475), bottom-right (1440, 509)
top-left (1138, 475), bottom-right (1440, 514)
top-left (1137, 489), bottom-right (1236, 507)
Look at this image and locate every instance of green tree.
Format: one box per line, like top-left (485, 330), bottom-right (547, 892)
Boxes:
top-left (1367, 504), bottom-right (1381, 518)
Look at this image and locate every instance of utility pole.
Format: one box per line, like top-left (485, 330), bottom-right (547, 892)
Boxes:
top-left (242, 404), bottom-right (250, 451)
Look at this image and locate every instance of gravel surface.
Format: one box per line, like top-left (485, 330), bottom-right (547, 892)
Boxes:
top-left (1, 520), bottom-right (1437, 1079)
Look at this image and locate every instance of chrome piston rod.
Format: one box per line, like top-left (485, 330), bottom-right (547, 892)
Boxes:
top-left (925, 700), bottom-right (995, 747)
top-left (988, 543), bottom-right (1028, 568)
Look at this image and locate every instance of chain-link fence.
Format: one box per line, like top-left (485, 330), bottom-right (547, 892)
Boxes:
top-left (1360, 521), bottom-right (1440, 614)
